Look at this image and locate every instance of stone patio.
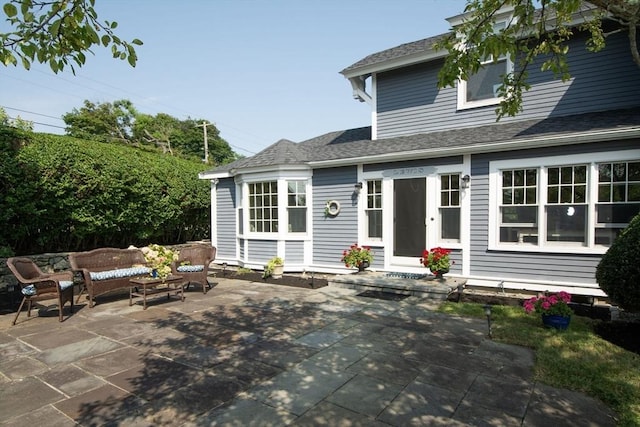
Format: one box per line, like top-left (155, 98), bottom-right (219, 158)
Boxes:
top-left (0, 277), bottom-right (617, 426)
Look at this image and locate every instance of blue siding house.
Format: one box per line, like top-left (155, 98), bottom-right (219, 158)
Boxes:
top-left (201, 5), bottom-right (640, 297)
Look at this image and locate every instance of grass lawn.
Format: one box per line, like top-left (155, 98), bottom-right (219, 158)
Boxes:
top-left (439, 302), bottom-right (640, 427)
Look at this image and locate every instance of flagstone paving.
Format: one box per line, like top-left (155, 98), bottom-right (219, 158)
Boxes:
top-left (0, 278), bottom-right (617, 426)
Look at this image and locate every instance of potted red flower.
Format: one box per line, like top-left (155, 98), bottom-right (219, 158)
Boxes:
top-left (341, 244), bottom-right (374, 272)
top-left (420, 247), bottom-right (453, 279)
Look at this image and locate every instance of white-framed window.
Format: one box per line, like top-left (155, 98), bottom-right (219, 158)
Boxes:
top-left (596, 161), bottom-right (640, 245)
top-left (366, 180), bottom-right (382, 239)
top-left (287, 180), bottom-right (307, 233)
top-left (457, 21), bottom-right (512, 110)
top-left (439, 173), bottom-right (461, 242)
top-left (499, 168), bottom-right (538, 244)
top-left (242, 175), bottom-right (311, 237)
top-left (489, 151), bottom-right (640, 253)
top-left (546, 165), bottom-right (588, 244)
top-left (248, 181), bottom-right (278, 233)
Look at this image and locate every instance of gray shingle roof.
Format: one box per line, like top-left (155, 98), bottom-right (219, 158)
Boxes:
top-left (339, 3), bottom-right (599, 77)
top-left (205, 108), bottom-right (640, 175)
top-left (340, 34), bottom-right (449, 76)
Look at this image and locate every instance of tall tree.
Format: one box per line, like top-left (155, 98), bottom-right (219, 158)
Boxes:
top-left (63, 99), bottom-right (137, 142)
top-left (1, 0), bottom-right (142, 73)
top-left (133, 113), bottom-right (237, 164)
top-left (63, 99), bottom-right (238, 164)
top-left (437, 0), bottom-right (640, 118)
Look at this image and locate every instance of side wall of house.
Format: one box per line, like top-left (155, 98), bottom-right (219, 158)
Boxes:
top-left (215, 178), bottom-right (237, 261)
top-left (376, 31), bottom-right (640, 138)
top-left (312, 166), bottom-right (359, 267)
top-left (469, 139), bottom-right (638, 285)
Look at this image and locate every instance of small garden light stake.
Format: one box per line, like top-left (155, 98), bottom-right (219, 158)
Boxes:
top-left (484, 304), bottom-right (493, 339)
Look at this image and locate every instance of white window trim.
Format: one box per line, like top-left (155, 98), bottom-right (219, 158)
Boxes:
top-left (286, 179), bottom-right (309, 235)
top-left (488, 149), bottom-right (640, 254)
top-left (362, 178), bottom-right (383, 243)
top-left (238, 172), bottom-right (312, 241)
top-left (456, 18), bottom-right (513, 111)
top-left (457, 55), bottom-right (513, 111)
top-left (438, 173), bottom-right (462, 244)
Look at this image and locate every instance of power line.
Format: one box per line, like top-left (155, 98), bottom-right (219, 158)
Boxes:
top-left (1, 105), bottom-right (63, 121)
top-left (5, 115), bottom-right (66, 130)
top-left (35, 68), bottom-right (265, 154)
top-left (1, 70), bottom-right (260, 155)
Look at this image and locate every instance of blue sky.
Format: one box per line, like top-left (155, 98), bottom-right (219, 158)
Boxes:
top-left (0, 0), bottom-right (467, 156)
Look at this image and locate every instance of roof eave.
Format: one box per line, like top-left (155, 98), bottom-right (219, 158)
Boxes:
top-left (340, 48), bottom-right (448, 79)
top-left (341, 4), bottom-right (603, 80)
top-left (200, 163), bottom-right (311, 180)
top-left (199, 171), bottom-right (231, 180)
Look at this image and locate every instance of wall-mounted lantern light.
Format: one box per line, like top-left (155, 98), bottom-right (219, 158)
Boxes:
top-left (354, 182), bottom-right (364, 194)
top-left (461, 174), bottom-right (471, 189)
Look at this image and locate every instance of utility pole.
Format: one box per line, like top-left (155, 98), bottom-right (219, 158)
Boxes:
top-left (196, 121), bottom-right (212, 163)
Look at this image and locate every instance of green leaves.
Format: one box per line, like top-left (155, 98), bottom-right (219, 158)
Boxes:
top-left (437, 0), bottom-right (640, 119)
top-left (1, 0), bottom-right (143, 73)
top-left (3, 2), bottom-right (17, 17)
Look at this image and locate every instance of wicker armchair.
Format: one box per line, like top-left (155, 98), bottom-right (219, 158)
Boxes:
top-left (171, 245), bottom-right (216, 294)
top-left (6, 257), bottom-right (74, 325)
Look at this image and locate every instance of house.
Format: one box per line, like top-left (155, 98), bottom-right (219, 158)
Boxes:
top-left (200, 5), bottom-right (640, 297)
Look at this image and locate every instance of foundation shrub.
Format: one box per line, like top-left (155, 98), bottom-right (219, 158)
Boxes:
top-left (596, 213), bottom-right (640, 312)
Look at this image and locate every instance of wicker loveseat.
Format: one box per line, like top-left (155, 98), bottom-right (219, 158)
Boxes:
top-left (69, 247), bottom-right (151, 307)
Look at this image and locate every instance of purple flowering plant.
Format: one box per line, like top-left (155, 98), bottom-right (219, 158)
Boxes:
top-left (523, 291), bottom-right (573, 317)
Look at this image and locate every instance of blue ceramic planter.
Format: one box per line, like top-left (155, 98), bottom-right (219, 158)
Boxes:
top-left (542, 314), bottom-right (571, 330)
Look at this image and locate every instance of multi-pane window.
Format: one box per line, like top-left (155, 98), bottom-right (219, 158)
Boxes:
top-left (546, 165), bottom-right (587, 244)
top-left (248, 181), bottom-right (278, 233)
top-left (499, 169), bottom-right (538, 244)
top-left (596, 161), bottom-right (640, 245)
top-left (287, 180), bottom-right (307, 233)
top-left (366, 180), bottom-right (382, 239)
top-left (439, 174), bottom-right (461, 241)
top-left (494, 158), bottom-right (640, 249)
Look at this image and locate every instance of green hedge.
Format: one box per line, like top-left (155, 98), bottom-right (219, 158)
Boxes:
top-left (0, 127), bottom-right (211, 255)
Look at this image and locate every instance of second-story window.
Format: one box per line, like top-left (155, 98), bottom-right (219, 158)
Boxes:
top-left (458, 21), bottom-right (512, 109)
top-left (366, 180), bottom-right (382, 239)
top-left (249, 181), bottom-right (278, 233)
top-left (466, 57), bottom-right (507, 102)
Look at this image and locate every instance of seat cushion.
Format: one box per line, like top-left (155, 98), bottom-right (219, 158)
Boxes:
top-left (60, 280), bottom-right (74, 290)
top-left (177, 265), bottom-right (205, 273)
top-left (90, 267), bottom-right (151, 281)
top-left (21, 285), bottom-right (36, 296)
top-left (22, 280), bottom-right (74, 296)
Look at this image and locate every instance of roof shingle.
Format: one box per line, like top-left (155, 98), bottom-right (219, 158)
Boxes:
top-left (205, 108), bottom-right (640, 175)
